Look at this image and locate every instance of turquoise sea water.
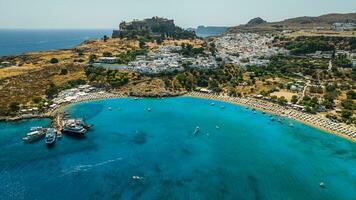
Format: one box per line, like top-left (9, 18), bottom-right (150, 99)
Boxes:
top-left (0, 97), bottom-right (355, 200)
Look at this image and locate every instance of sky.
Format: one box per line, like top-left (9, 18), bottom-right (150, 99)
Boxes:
top-left (0, 0), bottom-right (355, 29)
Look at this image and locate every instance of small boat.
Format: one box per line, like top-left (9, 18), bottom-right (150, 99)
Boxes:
top-left (147, 108), bottom-right (152, 112)
top-left (288, 123), bottom-right (294, 127)
top-left (108, 107), bottom-right (112, 111)
top-left (23, 129), bottom-right (46, 143)
top-left (210, 103), bottom-right (215, 106)
top-left (193, 126), bottom-right (200, 135)
top-left (270, 117), bottom-right (275, 122)
top-left (216, 125), bottom-right (220, 130)
top-left (253, 111), bottom-right (257, 114)
top-left (319, 182), bottom-right (326, 188)
top-left (134, 97), bottom-right (139, 100)
top-left (220, 106), bottom-right (225, 110)
top-left (45, 128), bottom-right (56, 146)
top-left (278, 117), bottom-right (283, 123)
top-left (262, 111), bottom-right (266, 115)
top-left (132, 176), bottom-right (142, 180)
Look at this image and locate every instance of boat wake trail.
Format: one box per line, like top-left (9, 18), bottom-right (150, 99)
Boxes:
top-left (60, 157), bottom-right (123, 177)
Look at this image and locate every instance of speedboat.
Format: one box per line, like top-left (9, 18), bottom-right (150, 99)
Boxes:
top-left (45, 128), bottom-right (56, 145)
top-left (23, 129), bottom-right (46, 143)
top-left (319, 182), bottom-right (326, 188)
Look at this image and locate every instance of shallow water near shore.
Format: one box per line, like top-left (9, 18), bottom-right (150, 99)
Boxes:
top-left (0, 97), bottom-right (355, 200)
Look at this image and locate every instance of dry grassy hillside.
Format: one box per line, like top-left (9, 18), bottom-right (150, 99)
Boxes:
top-left (0, 38), bottom-right (138, 114)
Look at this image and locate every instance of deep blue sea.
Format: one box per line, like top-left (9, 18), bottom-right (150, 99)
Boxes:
top-left (0, 97), bottom-right (355, 200)
top-left (0, 29), bottom-right (112, 57)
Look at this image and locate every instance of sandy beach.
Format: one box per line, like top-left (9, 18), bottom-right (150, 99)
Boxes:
top-left (8, 89), bottom-right (354, 143)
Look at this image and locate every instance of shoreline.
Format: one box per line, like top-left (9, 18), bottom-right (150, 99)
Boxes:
top-left (1, 91), bottom-right (355, 143)
top-left (185, 92), bottom-right (356, 143)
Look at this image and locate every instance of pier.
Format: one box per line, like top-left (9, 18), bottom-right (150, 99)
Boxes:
top-left (51, 112), bottom-right (66, 137)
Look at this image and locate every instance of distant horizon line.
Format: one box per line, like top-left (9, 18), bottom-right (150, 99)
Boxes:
top-left (0, 25), bottom-right (232, 31)
top-left (0, 28), bottom-right (115, 30)
top-left (1, 11), bottom-right (355, 30)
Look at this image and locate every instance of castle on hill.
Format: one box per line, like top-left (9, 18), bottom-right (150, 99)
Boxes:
top-left (112, 17), bottom-right (196, 40)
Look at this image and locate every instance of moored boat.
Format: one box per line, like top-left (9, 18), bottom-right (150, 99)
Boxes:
top-left (45, 128), bottom-right (57, 145)
top-left (62, 124), bottom-right (87, 136)
top-left (23, 128), bottom-right (46, 143)
top-left (62, 119), bottom-right (88, 136)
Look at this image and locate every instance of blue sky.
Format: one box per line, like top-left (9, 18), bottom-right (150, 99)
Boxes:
top-left (0, 0), bottom-right (355, 29)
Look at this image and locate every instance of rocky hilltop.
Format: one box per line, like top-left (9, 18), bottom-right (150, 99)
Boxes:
top-left (112, 17), bottom-right (196, 40)
top-left (229, 12), bottom-right (356, 33)
top-left (246, 17), bottom-right (267, 26)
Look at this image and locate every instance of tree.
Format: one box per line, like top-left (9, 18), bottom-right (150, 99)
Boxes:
top-left (291, 95), bottom-right (299, 104)
top-left (156, 38), bottom-right (163, 45)
top-left (347, 90), bottom-right (356, 100)
top-left (50, 58), bottom-right (59, 64)
top-left (271, 95), bottom-right (278, 101)
top-left (103, 52), bottom-right (113, 57)
top-left (59, 68), bottom-right (68, 75)
top-left (341, 109), bottom-right (353, 121)
top-left (9, 102), bottom-right (20, 112)
top-left (139, 40), bottom-right (146, 49)
top-left (341, 99), bottom-right (355, 110)
top-left (103, 35), bottom-right (108, 42)
top-left (32, 97), bottom-right (42, 104)
top-left (322, 99), bottom-right (334, 109)
top-left (45, 83), bottom-right (58, 98)
top-left (89, 54), bottom-right (97, 63)
top-left (277, 96), bottom-right (288, 105)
